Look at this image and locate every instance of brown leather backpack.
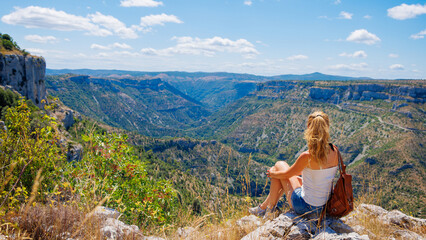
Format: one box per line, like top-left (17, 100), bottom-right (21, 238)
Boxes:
top-left (319, 146), bottom-right (354, 223)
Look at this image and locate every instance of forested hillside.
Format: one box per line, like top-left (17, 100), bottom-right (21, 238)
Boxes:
top-left (46, 74), bottom-right (210, 137)
top-left (189, 80), bottom-right (425, 217)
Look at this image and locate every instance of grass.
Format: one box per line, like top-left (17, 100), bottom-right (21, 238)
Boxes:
top-left (1, 153), bottom-right (425, 240)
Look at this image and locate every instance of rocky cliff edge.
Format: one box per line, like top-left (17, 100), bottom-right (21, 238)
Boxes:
top-left (0, 53), bottom-right (46, 107)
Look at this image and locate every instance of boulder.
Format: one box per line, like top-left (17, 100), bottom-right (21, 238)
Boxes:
top-left (100, 218), bottom-right (141, 240)
top-left (63, 110), bottom-right (75, 130)
top-left (67, 143), bottom-right (83, 162)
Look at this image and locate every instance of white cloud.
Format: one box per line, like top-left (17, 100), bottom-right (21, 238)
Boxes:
top-left (140, 36), bottom-right (259, 58)
top-left (410, 29), bottom-right (426, 39)
top-left (387, 4), bottom-right (426, 20)
top-left (389, 64), bottom-right (404, 70)
top-left (334, 0), bottom-right (341, 5)
top-left (120, 0), bottom-right (163, 7)
top-left (244, 0), bottom-right (253, 6)
top-left (89, 12), bottom-right (138, 39)
top-left (1, 6), bottom-right (112, 37)
top-left (388, 53), bottom-right (399, 58)
top-left (140, 13), bottom-right (183, 27)
top-left (97, 51), bottom-right (141, 58)
top-left (363, 15), bottom-right (372, 19)
top-left (91, 42), bottom-right (132, 50)
top-left (328, 63), bottom-right (368, 71)
top-left (318, 15), bottom-right (331, 20)
top-left (26, 48), bottom-right (45, 55)
top-left (287, 54), bottom-right (308, 61)
top-left (24, 34), bottom-right (57, 44)
top-left (346, 29), bottom-right (381, 45)
top-left (25, 48), bottom-right (65, 56)
top-left (339, 11), bottom-right (353, 19)
top-left (339, 50), bottom-right (367, 58)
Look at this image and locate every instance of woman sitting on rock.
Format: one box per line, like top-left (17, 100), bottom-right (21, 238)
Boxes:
top-left (249, 111), bottom-right (338, 218)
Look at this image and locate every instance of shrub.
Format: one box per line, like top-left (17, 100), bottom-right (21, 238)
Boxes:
top-left (65, 132), bottom-right (178, 226)
top-left (0, 100), bottom-right (64, 213)
top-left (2, 39), bottom-right (13, 51)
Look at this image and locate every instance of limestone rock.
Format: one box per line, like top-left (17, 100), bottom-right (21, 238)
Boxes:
top-left (342, 204), bottom-right (425, 240)
top-left (313, 232), bottom-right (369, 240)
top-left (100, 218), bottom-right (142, 240)
top-left (63, 110), bottom-right (75, 130)
top-left (241, 210), bottom-right (368, 240)
top-left (380, 209), bottom-right (426, 229)
top-left (66, 143), bottom-right (83, 162)
top-left (236, 214), bottom-right (262, 229)
top-left (0, 53), bottom-right (46, 107)
top-left (391, 229), bottom-right (423, 239)
top-left (93, 206), bottom-right (121, 219)
top-left (177, 227), bottom-right (196, 238)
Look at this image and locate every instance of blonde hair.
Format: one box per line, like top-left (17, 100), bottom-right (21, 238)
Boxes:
top-left (304, 111), bottom-right (330, 165)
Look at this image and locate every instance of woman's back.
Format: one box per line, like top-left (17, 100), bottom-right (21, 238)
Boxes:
top-left (301, 144), bottom-right (339, 206)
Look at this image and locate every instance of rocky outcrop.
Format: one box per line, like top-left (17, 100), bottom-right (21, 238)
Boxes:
top-left (93, 207), bottom-right (164, 240)
top-left (0, 53), bottom-right (46, 107)
top-left (239, 204), bottom-right (425, 240)
top-left (236, 204), bottom-right (426, 240)
top-left (309, 84), bottom-right (426, 104)
top-left (241, 211), bottom-right (369, 240)
top-left (342, 204), bottom-right (425, 239)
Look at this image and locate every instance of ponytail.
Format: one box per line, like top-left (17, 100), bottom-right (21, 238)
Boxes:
top-left (304, 111), bottom-right (330, 165)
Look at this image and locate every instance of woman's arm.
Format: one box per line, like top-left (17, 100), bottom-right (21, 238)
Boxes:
top-left (267, 152), bottom-right (310, 179)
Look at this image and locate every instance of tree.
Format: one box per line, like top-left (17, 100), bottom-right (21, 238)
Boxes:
top-left (1, 34), bottom-right (12, 41)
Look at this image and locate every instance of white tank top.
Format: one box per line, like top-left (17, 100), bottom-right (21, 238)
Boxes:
top-left (301, 166), bottom-right (338, 206)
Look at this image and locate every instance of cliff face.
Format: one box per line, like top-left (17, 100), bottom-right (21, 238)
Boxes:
top-left (0, 53), bottom-right (46, 106)
top-left (309, 84), bottom-right (426, 104)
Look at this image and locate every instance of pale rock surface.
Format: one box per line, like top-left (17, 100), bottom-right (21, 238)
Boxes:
top-left (341, 204), bottom-right (425, 240)
top-left (177, 227), bottom-right (196, 238)
top-left (100, 217), bottom-right (141, 240)
top-left (241, 210), bottom-right (369, 240)
top-left (236, 215), bottom-right (262, 229)
top-left (0, 54), bottom-right (46, 107)
top-left (93, 206), bottom-right (121, 219)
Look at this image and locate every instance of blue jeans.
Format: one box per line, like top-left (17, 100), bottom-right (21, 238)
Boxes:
top-left (291, 187), bottom-right (324, 217)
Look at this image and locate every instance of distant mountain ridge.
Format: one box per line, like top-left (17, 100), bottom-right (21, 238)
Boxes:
top-left (46, 69), bottom-right (373, 110)
top-left (46, 69), bottom-right (373, 81)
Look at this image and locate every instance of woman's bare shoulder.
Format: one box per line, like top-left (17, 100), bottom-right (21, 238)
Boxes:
top-left (300, 151), bottom-right (310, 158)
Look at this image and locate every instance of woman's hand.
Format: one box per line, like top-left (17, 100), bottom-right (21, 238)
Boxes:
top-left (266, 166), bottom-right (277, 178)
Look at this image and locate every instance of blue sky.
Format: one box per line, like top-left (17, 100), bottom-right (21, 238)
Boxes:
top-left (1, 0), bottom-right (425, 79)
